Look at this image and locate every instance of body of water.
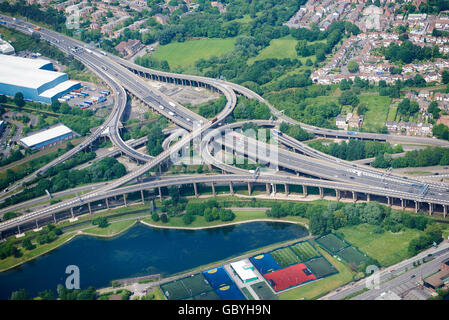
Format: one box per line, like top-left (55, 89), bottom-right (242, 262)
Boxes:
top-left (0, 221), bottom-right (308, 299)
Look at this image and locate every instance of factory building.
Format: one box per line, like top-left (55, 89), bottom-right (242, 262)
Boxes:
top-left (19, 124), bottom-right (73, 150)
top-left (0, 54), bottom-right (81, 104)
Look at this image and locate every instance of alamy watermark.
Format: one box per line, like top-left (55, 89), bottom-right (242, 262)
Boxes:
top-left (65, 265), bottom-right (80, 290)
top-left (365, 265), bottom-right (380, 290)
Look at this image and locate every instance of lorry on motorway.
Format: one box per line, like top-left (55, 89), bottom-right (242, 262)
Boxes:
top-left (34, 26), bottom-right (41, 31)
top-left (273, 129), bottom-right (283, 136)
top-left (0, 20), bottom-right (6, 25)
top-left (168, 101), bottom-right (176, 107)
top-left (168, 111), bottom-right (175, 116)
top-left (210, 117), bottom-right (218, 123)
top-left (84, 48), bottom-right (92, 54)
top-left (100, 51), bottom-right (107, 56)
top-left (159, 105), bottom-right (164, 110)
top-left (84, 100), bottom-right (93, 105)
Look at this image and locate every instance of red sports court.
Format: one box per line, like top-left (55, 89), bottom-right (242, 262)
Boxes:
top-left (264, 263), bottom-right (316, 292)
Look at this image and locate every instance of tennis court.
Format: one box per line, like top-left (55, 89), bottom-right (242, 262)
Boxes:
top-left (271, 247), bottom-right (301, 268)
top-left (250, 253), bottom-right (281, 275)
top-left (290, 241), bottom-right (320, 262)
top-left (250, 281), bottom-right (278, 300)
top-left (193, 290), bottom-right (220, 300)
top-left (202, 267), bottom-right (233, 289)
top-left (181, 273), bottom-right (213, 296)
top-left (316, 234), bottom-right (349, 254)
top-left (263, 263), bottom-right (316, 292)
top-left (215, 283), bottom-right (246, 300)
top-left (161, 280), bottom-right (190, 300)
top-left (304, 256), bottom-right (338, 278)
top-left (338, 246), bottom-right (368, 266)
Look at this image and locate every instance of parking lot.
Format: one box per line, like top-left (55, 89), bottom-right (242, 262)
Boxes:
top-left (58, 82), bottom-right (114, 112)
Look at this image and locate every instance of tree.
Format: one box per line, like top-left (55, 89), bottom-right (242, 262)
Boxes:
top-left (182, 213), bottom-right (194, 225)
top-left (151, 212), bottom-right (160, 222)
top-left (347, 60), bottom-right (359, 73)
top-left (14, 92), bottom-right (25, 107)
top-left (92, 217), bottom-right (108, 228)
top-left (442, 70), bottom-right (449, 84)
top-left (38, 290), bottom-right (54, 300)
top-left (160, 213), bottom-right (168, 223)
top-left (22, 238), bottom-right (34, 251)
top-left (10, 289), bottom-right (30, 300)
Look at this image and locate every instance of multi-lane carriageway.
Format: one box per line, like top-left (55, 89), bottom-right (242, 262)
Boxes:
top-left (0, 15), bottom-right (448, 235)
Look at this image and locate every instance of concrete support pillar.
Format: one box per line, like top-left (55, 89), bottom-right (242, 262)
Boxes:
top-left (401, 199), bottom-right (404, 210)
top-left (141, 190), bottom-right (145, 204)
top-left (17, 225), bottom-right (20, 234)
top-left (266, 183), bottom-right (270, 195)
top-left (71, 207), bottom-right (74, 218)
top-left (284, 184), bottom-right (289, 196)
top-left (207, 164), bottom-right (213, 172)
top-left (106, 198), bottom-right (109, 209)
top-left (229, 182), bottom-right (234, 195)
top-left (319, 187), bottom-right (324, 199)
top-left (367, 194), bottom-right (371, 202)
top-left (415, 201), bottom-right (419, 213)
top-left (193, 183), bottom-right (198, 198)
top-left (336, 189), bottom-right (341, 201)
top-left (303, 185), bottom-right (307, 197)
top-left (352, 191), bottom-right (357, 203)
top-left (387, 196), bottom-right (391, 207)
top-left (158, 187), bottom-right (162, 198)
top-left (123, 194), bottom-right (127, 207)
top-left (158, 165), bottom-right (162, 175)
top-left (53, 213), bottom-right (56, 224)
top-left (35, 219), bottom-right (39, 229)
top-left (429, 203), bottom-right (433, 216)
top-left (444, 205), bottom-right (447, 218)
top-left (88, 202), bottom-right (92, 214)
top-left (211, 183), bottom-right (216, 196)
top-left (248, 182), bottom-right (252, 196)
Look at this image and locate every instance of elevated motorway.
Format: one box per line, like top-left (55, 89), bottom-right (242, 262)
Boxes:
top-left (116, 58), bottom-right (449, 148)
top-left (1, 172), bottom-right (447, 234)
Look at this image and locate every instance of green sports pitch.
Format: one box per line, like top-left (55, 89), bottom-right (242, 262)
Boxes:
top-left (337, 246), bottom-right (368, 266)
top-left (290, 241), bottom-right (320, 262)
top-left (316, 234), bottom-right (349, 254)
top-left (271, 247), bottom-right (301, 267)
top-left (161, 273), bottom-right (212, 300)
top-left (305, 256), bottom-right (338, 278)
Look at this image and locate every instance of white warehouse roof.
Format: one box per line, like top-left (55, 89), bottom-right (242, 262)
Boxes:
top-left (230, 260), bottom-right (258, 283)
top-left (0, 54), bottom-right (53, 70)
top-left (0, 63), bottom-right (65, 90)
top-left (39, 80), bottom-right (81, 98)
top-left (20, 124), bottom-right (72, 148)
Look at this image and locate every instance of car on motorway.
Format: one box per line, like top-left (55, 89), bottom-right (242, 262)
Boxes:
top-left (168, 111), bottom-right (175, 116)
top-left (159, 105), bottom-right (164, 110)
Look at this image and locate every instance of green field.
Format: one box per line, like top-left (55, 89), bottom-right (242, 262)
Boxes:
top-left (181, 273), bottom-right (213, 296)
top-left (82, 220), bottom-right (136, 237)
top-left (290, 241), bottom-right (320, 262)
top-left (152, 38), bottom-right (236, 70)
top-left (339, 224), bottom-right (423, 267)
top-left (360, 95), bottom-right (392, 131)
top-left (337, 246), bottom-right (368, 266)
top-left (271, 247), bottom-right (300, 267)
top-left (387, 104), bottom-right (398, 122)
top-left (304, 256), bottom-right (338, 278)
top-left (315, 234), bottom-right (348, 254)
top-left (248, 36), bottom-right (299, 64)
top-left (250, 281), bottom-right (278, 300)
top-left (193, 290), bottom-right (220, 300)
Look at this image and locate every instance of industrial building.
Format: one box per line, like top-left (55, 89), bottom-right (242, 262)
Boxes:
top-left (0, 54), bottom-right (81, 104)
top-left (19, 124), bottom-right (73, 150)
top-left (230, 260), bottom-right (259, 284)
